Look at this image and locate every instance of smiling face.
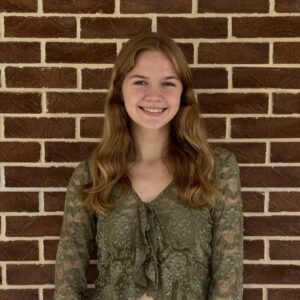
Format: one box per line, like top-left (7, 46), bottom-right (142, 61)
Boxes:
top-left (121, 50), bottom-right (183, 132)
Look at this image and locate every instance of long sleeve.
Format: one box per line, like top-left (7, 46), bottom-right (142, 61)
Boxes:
top-left (54, 161), bottom-right (96, 300)
top-left (208, 148), bottom-right (244, 300)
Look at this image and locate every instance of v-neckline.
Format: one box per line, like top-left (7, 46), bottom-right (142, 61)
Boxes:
top-left (131, 179), bottom-right (174, 205)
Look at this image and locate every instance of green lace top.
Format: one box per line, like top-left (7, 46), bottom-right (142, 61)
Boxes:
top-left (54, 147), bottom-right (243, 300)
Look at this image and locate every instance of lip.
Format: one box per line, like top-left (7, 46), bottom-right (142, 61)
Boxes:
top-left (140, 106), bottom-right (166, 109)
top-left (139, 106), bottom-right (167, 116)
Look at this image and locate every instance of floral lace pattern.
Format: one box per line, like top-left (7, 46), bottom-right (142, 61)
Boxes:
top-left (54, 147), bottom-right (243, 300)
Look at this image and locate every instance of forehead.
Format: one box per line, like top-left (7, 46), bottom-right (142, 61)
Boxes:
top-left (129, 50), bottom-right (177, 75)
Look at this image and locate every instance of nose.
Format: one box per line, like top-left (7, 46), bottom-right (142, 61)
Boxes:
top-left (145, 85), bottom-right (163, 102)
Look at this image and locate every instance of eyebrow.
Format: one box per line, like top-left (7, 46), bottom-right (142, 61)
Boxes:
top-left (129, 74), bottom-right (179, 80)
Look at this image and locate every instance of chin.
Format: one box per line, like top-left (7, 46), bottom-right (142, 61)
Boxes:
top-left (142, 122), bottom-right (171, 130)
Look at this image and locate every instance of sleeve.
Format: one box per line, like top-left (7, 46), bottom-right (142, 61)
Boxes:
top-left (208, 149), bottom-right (244, 300)
top-left (54, 161), bottom-right (96, 300)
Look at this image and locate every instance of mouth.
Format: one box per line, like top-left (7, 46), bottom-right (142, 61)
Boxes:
top-left (139, 106), bottom-right (167, 113)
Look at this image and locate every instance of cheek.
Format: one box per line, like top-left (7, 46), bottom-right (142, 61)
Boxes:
top-left (125, 87), bottom-right (146, 101)
top-left (164, 89), bottom-right (182, 101)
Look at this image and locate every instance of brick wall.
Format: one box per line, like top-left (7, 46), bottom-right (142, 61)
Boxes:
top-left (0, 0), bottom-right (299, 299)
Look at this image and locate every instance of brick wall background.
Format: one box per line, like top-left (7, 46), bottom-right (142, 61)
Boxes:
top-left (0, 0), bottom-right (299, 299)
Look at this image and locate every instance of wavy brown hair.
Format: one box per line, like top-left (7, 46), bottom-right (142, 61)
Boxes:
top-left (83, 32), bottom-right (222, 215)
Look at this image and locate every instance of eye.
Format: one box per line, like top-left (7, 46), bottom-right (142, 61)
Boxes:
top-left (134, 80), bottom-right (147, 85)
top-left (162, 82), bottom-right (176, 87)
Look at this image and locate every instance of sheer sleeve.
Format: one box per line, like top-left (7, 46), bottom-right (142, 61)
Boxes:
top-left (54, 161), bottom-right (96, 300)
top-left (209, 148), bottom-right (244, 300)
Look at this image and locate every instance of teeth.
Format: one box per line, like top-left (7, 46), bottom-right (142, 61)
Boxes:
top-left (142, 107), bottom-right (164, 113)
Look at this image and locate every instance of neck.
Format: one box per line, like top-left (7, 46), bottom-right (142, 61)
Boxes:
top-left (131, 125), bottom-right (170, 163)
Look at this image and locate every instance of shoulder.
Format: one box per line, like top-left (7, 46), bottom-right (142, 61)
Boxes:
top-left (69, 160), bottom-right (91, 187)
top-left (211, 146), bottom-right (237, 163)
top-left (211, 146), bottom-right (238, 169)
top-left (210, 146), bottom-right (239, 183)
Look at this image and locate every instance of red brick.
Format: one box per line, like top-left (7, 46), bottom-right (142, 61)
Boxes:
top-left (5, 117), bottom-right (75, 138)
top-left (5, 167), bottom-right (73, 187)
top-left (269, 289), bottom-right (300, 299)
top-left (243, 289), bottom-right (263, 300)
top-left (44, 192), bottom-right (65, 212)
top-left (121, 0), bottom-right (191, 13)
top-left (233, 17), bottom-right (300, 38)
top-left (7, 264), bottom-right (54, 284)
top-left (6, 67), bottom-right (77, 88)
top-left (270, 241), bottom-right (300, 260)
top-left (275, 0), bottom-right (300, 12)
top-left (0, 192), bottom-right (39, 212)
top-left (244, 216), bottom-right (300, 236)
top-left (231, 117), bottom-right (300, 138)
top-left (0, 142), bottom-right (40, 162)
top-left (233, 67), bottom-right (300, 89)
top-left (274, 42), bottom-right (300, 63)
top-left (244, 240), bottom-right (264, 260)
top-left (241, 166), bottom-right (300, 188)
top-left (44, 239), bottom-right (59, 260)
top-left (47, 92), bottom-right (105, 113)
top-left (81, 17), bottom-right (151, 38)
top-left (197, 93), bottom-right (268, 114)
top-left (198, 0), bottom-right (269, 13)
top-left (210, 142), bottom-right (266, 163)
top-left (0, 241), bottom-right (38, 261)
top-left (0, 0), bottom-right (37, 12)
top-left (0, 42), bottom-right (40, 63)
top-left (5, 16), bottom-right (76, 38)
top-left (273, 93), bottom-right (300, 114)
top-left (0, 92), bottom-right (41, 113)
top-left (45, 142), bottom-right (97, 162)
top-left (204, 118), bottom-right (226, 138)
top-left (191, 68), bottom-right (227, 89)
top-left (198, 43), bottom-right (268, 64)
top-left (80, 117), bottom-right (105, 138)
top-left (43, 289), bottom-right (54, 300)
top-left (90, 245), bottom-right (97, 260)
top-left (244, 264), bottom-right (300, 284)
top-left (271, 142), bottom-right (300, 163)
top-left (44, 288), bottom-right (95, 299)
top-left (43, 0), bottom-right (114, 13)
top-left (6, 216), bottom-right (62, 237)
top-left (269, 192), bottom-right (300, 212)
top-left (178, 43), bottom-right (194, 64)
top-left (82, 68), bottom-right (112, 89)
top-left (87, 264), bottom-right (98, 283)
top-left (0, 290), bottom-right (39, 300)
top-left (157, 17), bottom-right (227, 38)
top-left (242, 191), bottom-right (265, 212)
top-left (46, 42), bottom-right (116, 64)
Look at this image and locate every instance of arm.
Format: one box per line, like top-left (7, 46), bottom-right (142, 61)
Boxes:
top-left (54, 161), bottom-right (96, 300)
top-left (209, 148), bottom-right (243, 300)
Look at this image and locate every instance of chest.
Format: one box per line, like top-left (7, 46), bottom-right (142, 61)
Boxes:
top-left (97, 203), bottom-right (213, 255)
top-left (128, 161), bottom-right (173, 203)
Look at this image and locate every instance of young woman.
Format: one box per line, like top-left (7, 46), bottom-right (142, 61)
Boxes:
top-left (54, 32), bottom-right (243, 300)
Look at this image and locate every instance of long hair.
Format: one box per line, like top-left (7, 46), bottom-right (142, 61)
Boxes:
top-left (83, 32), bottom-right (222, 215)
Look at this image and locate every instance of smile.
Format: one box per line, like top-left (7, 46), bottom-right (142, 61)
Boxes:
top-left (139, 107), bottom-right (166, 113)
